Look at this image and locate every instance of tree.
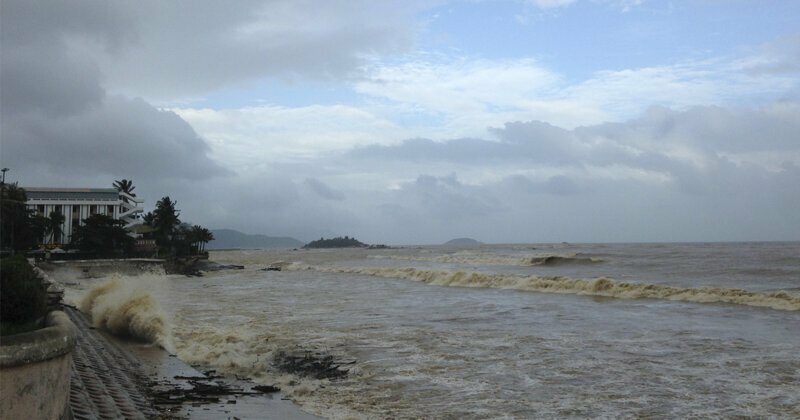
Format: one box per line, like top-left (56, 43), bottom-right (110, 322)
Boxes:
top-left (48, 210), bottom-right (65, 244)
top-left (70, 214), bottom-right (134, 255)
top-left (113, 179), bottom-right (136, 197)
top-left (0, 183), bottom-right (38, 252)
top-left (142, 211), bottom-right (155, 226)
top-left (153, 196), bottom-right (180, 254)
top-left (29, 214), bottom-right (50, 246)
top-left (188, 225), bottom-right (214, 253)
top-left (199, 227), bottom-right (214, 252)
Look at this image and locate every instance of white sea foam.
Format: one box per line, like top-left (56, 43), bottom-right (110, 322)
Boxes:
top-left (80, 275), bottom-right (175, 352)
top-left (370, 252), bottom-right (603, 267)
top-left (287, 264), bottom-right (800, 311)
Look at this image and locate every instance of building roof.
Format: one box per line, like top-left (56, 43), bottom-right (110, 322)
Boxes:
top-left (24, 187), bottom-right (120, 202)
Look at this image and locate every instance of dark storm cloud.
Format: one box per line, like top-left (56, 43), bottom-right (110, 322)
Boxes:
top-left (0, 0), bottom-right (231, 182)
top-left (27, 0), bottom-right (421, 100)
top-left (1, 46), bottom-right (104, 117)
top-left (2, 96), bottom-right (229, 179)
top-left (1, 0), bottom-right (425, 186)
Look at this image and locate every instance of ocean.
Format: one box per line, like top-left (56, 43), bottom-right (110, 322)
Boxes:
top-left (68, 242), bottom-right (800, 419)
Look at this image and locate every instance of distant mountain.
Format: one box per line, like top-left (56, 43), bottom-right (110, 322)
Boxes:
top-left (209, 229), bottom-right (304, 250)
top-left (443, 238), bottom-right (482, 247)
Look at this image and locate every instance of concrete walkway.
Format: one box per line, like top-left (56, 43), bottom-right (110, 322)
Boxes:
top-left (66, 307), bottom-right (160, 419)
top-left (65, 307), bottom-right (320, 419)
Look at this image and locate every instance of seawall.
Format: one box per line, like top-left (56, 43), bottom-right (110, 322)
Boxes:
top-left (0, 311), bottom-right (76, 420)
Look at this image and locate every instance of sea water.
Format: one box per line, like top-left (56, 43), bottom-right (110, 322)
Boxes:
top-left (70, 242), bottom-right (800, 418)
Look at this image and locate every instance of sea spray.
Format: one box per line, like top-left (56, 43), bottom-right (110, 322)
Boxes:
top-left (287, 264), bottom-right (800, 311)
top-left (171, 322), bottom-right (343, 410)
top-left (80, 274), bottom-right (175, 352)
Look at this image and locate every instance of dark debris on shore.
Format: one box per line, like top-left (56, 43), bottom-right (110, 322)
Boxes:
top-left (274, 350), bottom-right (355, 380)
top-left (151, 372), bottom-right (281, 407)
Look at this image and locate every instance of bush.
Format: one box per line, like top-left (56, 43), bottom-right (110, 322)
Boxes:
top-left (0, 255), bottom-right (48, 335)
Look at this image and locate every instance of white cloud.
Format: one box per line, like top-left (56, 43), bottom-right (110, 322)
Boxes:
top-left (529, 0), bottom-right (577, 9)
top-left (353, 44), bottom-right (800, 135)
top-left (173, 104), bottom-right (410, 167)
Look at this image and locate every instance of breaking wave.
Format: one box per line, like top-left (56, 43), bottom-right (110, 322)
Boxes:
top-left (80, 275), bottom-right (175, 352)
top-left (528, 255), bottom-right (603, 266)
top-left (288, 264), bottom-right (800, 311)
top-left (370, 252), bottom-right (602, 267)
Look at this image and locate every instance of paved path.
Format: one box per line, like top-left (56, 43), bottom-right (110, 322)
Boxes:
top-left (64, 306), bottom-right (320, 419)
top-left (66, 307), bottom-right (159, 419)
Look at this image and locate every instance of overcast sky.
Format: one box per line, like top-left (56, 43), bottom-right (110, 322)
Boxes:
top-left (2, 0), bottom-right (799, 244)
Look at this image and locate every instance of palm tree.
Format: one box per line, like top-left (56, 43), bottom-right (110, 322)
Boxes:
top-left (200, 227), bottom-right (214, 252)
top-left (153, 196), bottom-right (180, 253)
top-left (113, 179), bottom-right (136, 210)
top-left (189, 225), bottom-right (214, 253)
top-left (48, 210), bottom-right (65, 245)
top-left (142, 211), bottom-right (155, 226)
top-left (113, 179), bottom-right (136, 197)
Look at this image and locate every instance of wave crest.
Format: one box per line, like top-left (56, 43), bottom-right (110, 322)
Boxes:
top-left (528, 254), bottom-right (603, 266)
top-left (288, 265), bottom-right (800, 311)
top-left (370, 252), bottom-right (603, 267)
top-left (80, 276), bottom-right (174, 352)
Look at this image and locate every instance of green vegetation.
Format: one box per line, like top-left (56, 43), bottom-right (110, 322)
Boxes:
top-left (303, 236), bottom-right (366, 249)
top-left (1, 183), bottom-right (40, 252)
top-left (113, 178), bottom-right (136, 198)
top-left (0, 255), bottom-right (48, 335)
top-left (70, 214), bottom-right (134, 255)
top-left (138, 196), bottom-right (214, 257)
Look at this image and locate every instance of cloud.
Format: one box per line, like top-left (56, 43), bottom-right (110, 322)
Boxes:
top-left (76, 0), bottom-right (423, 101)
top-left (2, 96), bottom-right (230, 180)
top-left (0, 0), bottom-right (423, 189)
top-left (173, 104), bottom-right (407, 165)
top-left (190, 102), bottom-right (792, 243)
top-left (738, 34), bottom-right (800, 77)
top-left (527, 0), bottom-right (577, 10)
top-left (2, 1), bottom-right (798, 244)
top-left (354, 43), bottom-right (800, 135)
top-left (304, 178), bottom-right (346, 201)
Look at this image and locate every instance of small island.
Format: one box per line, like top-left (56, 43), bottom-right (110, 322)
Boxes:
top-left (303, 236), bottom-right (366, 249)
top-left (443, 238), bottom-right (482, 247)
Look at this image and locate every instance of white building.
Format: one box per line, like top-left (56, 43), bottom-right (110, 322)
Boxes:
top-left (25, 187), bottom-right (144, 245)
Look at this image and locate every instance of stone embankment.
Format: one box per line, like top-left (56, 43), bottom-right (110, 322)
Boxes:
top-left (0, 311), bottom-right (76, 420)
top-left (65, 307), bottom-right (160, 419)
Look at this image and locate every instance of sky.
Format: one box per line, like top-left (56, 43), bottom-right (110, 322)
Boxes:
top-left (2, 0), bottom-right (799, 244)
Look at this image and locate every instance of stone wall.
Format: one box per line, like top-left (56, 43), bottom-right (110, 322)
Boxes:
top-left (0, 311), bottom-right (76, 420)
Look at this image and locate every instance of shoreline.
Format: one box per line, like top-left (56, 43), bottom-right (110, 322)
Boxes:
top-left (40, 260), bottom-right (321, 419)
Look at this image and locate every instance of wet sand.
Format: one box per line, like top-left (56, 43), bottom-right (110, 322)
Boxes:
top-left (66, 306), bottom-right (319, 419)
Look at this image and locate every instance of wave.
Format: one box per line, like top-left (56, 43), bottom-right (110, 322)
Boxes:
top-left (287, 264), bottom-right (800, 311)
top-left (171, 323), bottom-right (357, 416)
top-left (527, 254), bottom-right (603, 266)
top-left (371, 253), bottom-right (603, 267)
top-left (80, 275), bottom-right (175, 352)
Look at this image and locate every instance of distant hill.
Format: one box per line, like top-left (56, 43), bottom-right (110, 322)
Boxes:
top-left (303, 236), bottom-right (366, 249)
top-left (209, 229), bottom-right (304, 249)
top-left (443, 238), bottom-right (482, 247)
